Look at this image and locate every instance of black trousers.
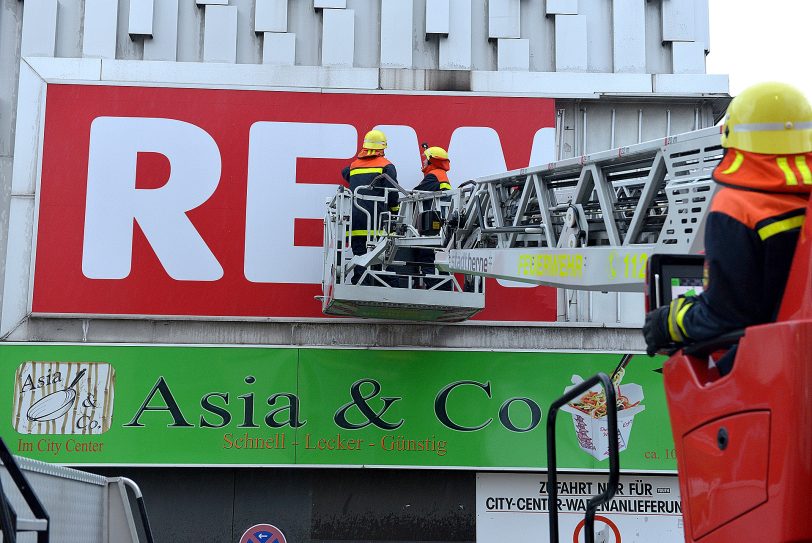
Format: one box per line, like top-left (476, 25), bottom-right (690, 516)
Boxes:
top-left (350, 236), bottom-right (368, 284)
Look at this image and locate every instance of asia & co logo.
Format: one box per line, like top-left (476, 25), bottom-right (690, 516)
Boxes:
top-left (12, 362), bottom-right (115, 435)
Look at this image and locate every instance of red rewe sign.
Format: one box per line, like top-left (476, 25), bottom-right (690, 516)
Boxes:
top-left (33, 84), bottom-right (556, 320)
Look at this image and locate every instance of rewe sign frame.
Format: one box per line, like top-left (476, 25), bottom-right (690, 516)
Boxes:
top-left (3, 58), bottom-right (558, 331)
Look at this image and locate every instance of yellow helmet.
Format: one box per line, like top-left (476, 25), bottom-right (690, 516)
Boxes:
top-left (362, 129), bottom-right (387, 150)
top-left (722, 82), bottom-right (812, 154)
top-left (424, 146), bottom-right (449, 160)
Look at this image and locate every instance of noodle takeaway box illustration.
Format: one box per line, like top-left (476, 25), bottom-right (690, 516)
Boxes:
top-left (560, 370), bottom-right (645, 461)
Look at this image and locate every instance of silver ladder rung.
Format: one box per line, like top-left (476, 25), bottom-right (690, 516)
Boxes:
top-left (16, 517), bottom-right (48, 531)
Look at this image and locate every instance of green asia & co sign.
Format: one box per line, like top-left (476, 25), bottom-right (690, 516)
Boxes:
top-left (0, 344), bottom-right (674, 471)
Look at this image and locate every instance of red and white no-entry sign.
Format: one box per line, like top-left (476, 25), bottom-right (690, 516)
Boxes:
top-left (573, 515), bottom-right (622, 542)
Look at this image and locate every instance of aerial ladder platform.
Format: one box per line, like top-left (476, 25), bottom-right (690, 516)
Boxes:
top-left (433, 125), bottom-right (812, 542)
top-left (323, 125), bottom-right (812, 542)
top-left (321, 126), bottom-right (723, 320)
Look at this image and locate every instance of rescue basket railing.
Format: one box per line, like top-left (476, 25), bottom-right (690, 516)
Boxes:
top-left (546, 372), bottom-right (620, 543)
top-left (321, 174), bottom-right (486, 321)
top-left (117, 477), bottom-right (155, 543)
top-left (328, 177), bottom-right (484, 294)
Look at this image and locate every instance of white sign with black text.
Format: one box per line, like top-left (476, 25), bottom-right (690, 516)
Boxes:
top-left (476, 472), bottom-right (683, 543)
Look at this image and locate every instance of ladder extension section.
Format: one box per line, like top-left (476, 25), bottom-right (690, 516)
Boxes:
top-left (440, 127), bottom-right (724, 291)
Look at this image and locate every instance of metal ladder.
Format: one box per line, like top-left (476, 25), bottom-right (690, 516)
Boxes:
top-left (441, 127), bottom-right (725, 291)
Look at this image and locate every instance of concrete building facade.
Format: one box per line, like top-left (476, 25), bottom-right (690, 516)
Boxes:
top-left (0, 1), bottom-right (728, 541)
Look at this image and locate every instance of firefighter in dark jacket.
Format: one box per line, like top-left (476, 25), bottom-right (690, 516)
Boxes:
top-left (414, 146), bottom-right (452, 192)
top-left (341, 129), bottom-right (399, 284)
top-left (644, 82), bottom-right (812, 374)
top-left (412, 146), bottom-right (452, 288)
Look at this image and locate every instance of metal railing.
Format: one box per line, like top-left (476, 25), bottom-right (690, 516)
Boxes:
top-left (0, 437), bottom-right (49, 543)
top-left (118, 477), bottom-right (155, 543)
top-left (324, 175), bottom-right (484, 295)
top-left (449, 127), bottom-right (723, 254)
top-left (0, 439), bottom-right (154, 542)
top-left (546, 372), bottom-right (620, 543)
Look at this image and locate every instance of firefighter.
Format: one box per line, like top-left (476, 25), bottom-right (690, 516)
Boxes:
top-left (643, 82), bottom-right (812, 374)
top-left (411, 146), bottom-right (452, 289)
top-left (414, 146), bottom-right (452, 192)
top-left (341, 129), bottom-right (400, 285)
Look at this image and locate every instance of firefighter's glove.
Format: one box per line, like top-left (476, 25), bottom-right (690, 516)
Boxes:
top-left (643, 298), bottom-right (693, 356)
top-left (643, 306), bottom-right (671, 357)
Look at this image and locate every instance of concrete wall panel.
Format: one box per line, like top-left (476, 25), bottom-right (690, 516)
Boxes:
top-left (99, 58), bottom-right (378, 88)
top-left (348, 0), bottom-right (379, 68)
top-left (128, 0), bottom-right (154, 37)
top-left (425, 0), bottom-right (450, 34)
top-left (439, 0), bottom-right (471, 70)
top-left (83, 0), bottom-right (118, 59)
top-left (555, 14), bottom-right (586, 72)
top-left (672, 41), bottom-right (705, 74)
top-left (546, 0), bottom-right (577, 15)
top-left (584, 0), bottom-right (611, 73)
top-left (471, 71), bottom-right (651, 94)
top-left (233, 0), bottom-right (262, 64)
top-left (203, 5), bottom-right (238, 63)
top-left (143, 0), bottom-right (179, 61)
top-left (471, 0), bottom-right (494, 71)
top-left (288, 0), bottom-right (320, 66)
top-left (177, 0), bottom-right (204, 62)
top-left (21, 0), bottom-right (57, 57)
top-left (645, 0), bottom-right (670, 74)
top-left (55, 0), bottom-right (84, 58)
top-left (662, 0), bottom-right (695, 42)
top-left (411, 0), bottom-right (438, 70)
top-left (116, 0), bottom-right (143, 61)
top-left (521, 0), bottom-right (553, 72)
top-left (497, 38), bottom-right (528, 71)
top-left (695, 0), bottom-right (710, 51)
top-left (488, 0), bottom-right (520, 39)
top-left (654, 73), bottom-right (728, 94)
top-left (255, 0), bottom-right (287, 33)
top-left (321, 8), bottom-right (354, 67)
top-left (315, 0), bottom-right (347, 8)
top-left (380, 0), bottom-right (413, 68)
top-left (262, 32), bottom-right (295, 65)
top-left (0, 0), bottom-right (21, 154)
top-left (612, 0), bottom-right (646, 73)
